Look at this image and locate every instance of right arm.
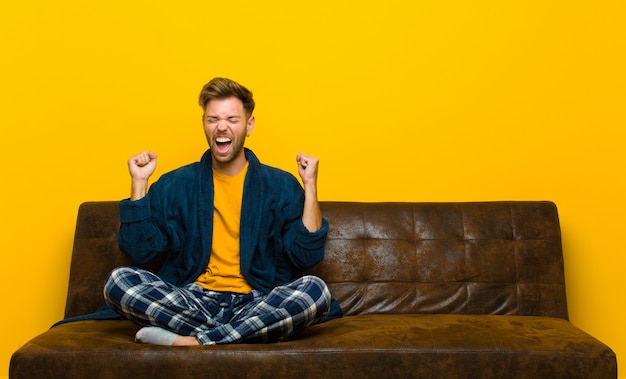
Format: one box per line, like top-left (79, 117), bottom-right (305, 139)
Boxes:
top-left (118, 151), bottom-right (167, 264)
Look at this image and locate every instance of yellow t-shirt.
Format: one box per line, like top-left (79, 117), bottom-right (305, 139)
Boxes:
top-left (194, 163), bottom-right (253, 294)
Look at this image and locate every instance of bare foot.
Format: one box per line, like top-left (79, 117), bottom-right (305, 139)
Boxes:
top-left (172, 335), bottom-right (200, 346)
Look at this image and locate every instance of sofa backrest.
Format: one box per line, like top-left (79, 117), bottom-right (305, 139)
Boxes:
top-left (310, 201), bottom-right (568, 319)
top-left (64, 201), bottom-right (568, 320)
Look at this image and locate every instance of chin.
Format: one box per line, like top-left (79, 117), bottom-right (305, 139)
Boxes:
top-left (211, 153), bottom-right (234, 164)
top-left (212, 150), bottom-right (244, 165)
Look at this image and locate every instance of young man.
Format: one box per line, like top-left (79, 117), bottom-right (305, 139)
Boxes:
top-left (103, 77), bottom-right (336, 346)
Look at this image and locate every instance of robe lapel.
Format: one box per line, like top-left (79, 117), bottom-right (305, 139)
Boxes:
top-left (196, 150), bottom-right (215, 280)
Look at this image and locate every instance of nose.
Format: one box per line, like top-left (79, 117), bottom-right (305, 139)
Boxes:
top-left (216, 119), bottom-right (228, 130)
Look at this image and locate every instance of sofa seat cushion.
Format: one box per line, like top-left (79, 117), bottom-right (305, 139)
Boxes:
top-left (11, 315), bottom-right (615, 379)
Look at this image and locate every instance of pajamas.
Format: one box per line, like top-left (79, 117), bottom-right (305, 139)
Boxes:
top-left (104, 266), bottom-right (331, 345)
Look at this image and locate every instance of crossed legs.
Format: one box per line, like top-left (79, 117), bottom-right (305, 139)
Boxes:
top-left (103, 267), bottom-right (331, 345)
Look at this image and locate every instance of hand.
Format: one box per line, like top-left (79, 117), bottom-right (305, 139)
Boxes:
top-left (296, 152), bottom-right (319, 188)
top-left (128, 151), bottom-right (157, 181)
top-left (128, 151), bottom-right (157, 200)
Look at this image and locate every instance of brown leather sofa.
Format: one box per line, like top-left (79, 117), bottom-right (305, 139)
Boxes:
top-left (11, 201), bottom-right (617, 378)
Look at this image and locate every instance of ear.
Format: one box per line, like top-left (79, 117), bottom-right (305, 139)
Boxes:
top-left (246, 116), bottom-right (255, 136)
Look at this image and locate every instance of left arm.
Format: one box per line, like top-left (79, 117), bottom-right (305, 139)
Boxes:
top-left (296, 152), bottom-right (322, 232)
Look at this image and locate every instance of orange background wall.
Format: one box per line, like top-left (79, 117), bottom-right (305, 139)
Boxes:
top-left (1, 1), bottom-right (624, 377)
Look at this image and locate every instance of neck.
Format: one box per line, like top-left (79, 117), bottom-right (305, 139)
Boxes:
top-left (212, 154), bottom-right (248, 176)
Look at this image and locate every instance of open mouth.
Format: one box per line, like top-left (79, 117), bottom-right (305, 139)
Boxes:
top-left (215, 136), bottom-right (232, 154)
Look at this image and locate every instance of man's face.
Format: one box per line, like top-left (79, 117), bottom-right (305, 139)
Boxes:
top-left (203, 96), bottom-right (255, 170)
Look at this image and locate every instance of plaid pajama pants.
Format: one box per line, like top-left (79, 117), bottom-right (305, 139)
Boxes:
top-left (103, 267), bottom-right (331, 345)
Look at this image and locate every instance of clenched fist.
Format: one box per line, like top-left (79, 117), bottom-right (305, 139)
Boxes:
top-left (296, 152), bottom-right (319, 188)
top-left (128, 151), bottom-right (157, 200)
top-left (128, 151), bottom-right (157, 181)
